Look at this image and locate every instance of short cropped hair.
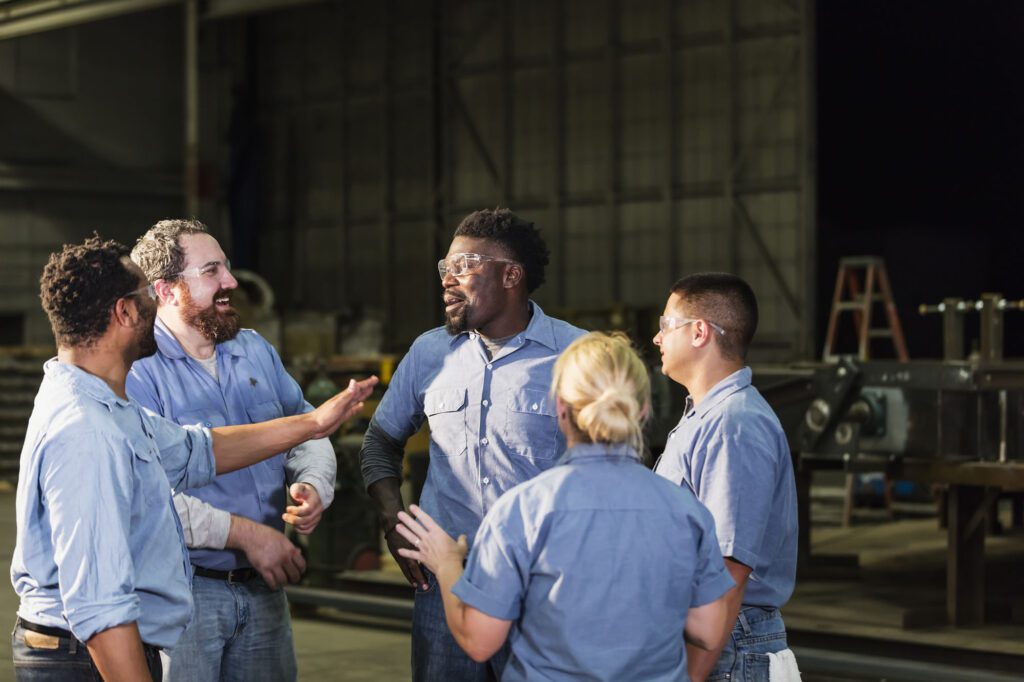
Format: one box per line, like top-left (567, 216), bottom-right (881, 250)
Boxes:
top-left (39, 234), bottom-right (136, 348)
top-left (131, 218), bottom-right (209, 283)
top-left (454, 208), bottom-right (549, 293)
top-left (670, 272), bottom-right (758, 361)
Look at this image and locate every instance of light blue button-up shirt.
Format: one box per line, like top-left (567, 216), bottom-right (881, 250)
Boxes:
top-left (452, 442), bottom-right (734, 682)
top-left (126, 317), bottom-right (335, 571)
top-left (655, 367), bottom-right (798, 608)
top-left (365, 302), bottom-right (584, 543)
top-left (11, 360), bottom-right (215, 648)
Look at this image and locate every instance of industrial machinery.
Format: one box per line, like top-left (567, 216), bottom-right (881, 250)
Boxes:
top-left (759, 292), bottom-right (1024, 628)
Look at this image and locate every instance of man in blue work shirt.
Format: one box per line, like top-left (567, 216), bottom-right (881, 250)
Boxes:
top-left (360, 208), bottom-right (585, 681)
top-left (653, 272), bottom-right (798, 681)
top-left (12, 235), bottom-right (374, 681)
top-left (127, 219), bottom-right (336, 682)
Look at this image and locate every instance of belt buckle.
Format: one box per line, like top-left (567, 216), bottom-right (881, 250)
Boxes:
top-left (226, 569), bottom-right (240, 584)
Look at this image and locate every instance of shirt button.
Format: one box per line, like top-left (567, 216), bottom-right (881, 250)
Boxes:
top-left (482, 477), bottom-right (490, 485)
top-left (482, 399), bottom-right (489, 407)
top-left (205, 421), bottom-right (212, 427)
top-left (532, 403), bottom-right (539, 411)
top-left (481, 438), bottom-right (489, 446)
top-left (439, 402), bottom-right (445, 409)
top-left (486, 363), bottom-right (493, 370)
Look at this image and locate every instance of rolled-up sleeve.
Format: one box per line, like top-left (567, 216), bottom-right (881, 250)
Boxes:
top-left (173, 493), bottom-right (232, 549)
top-left (40, 431), bottom-right (141, 642)
top-left (143, 410), bottom-right (216, 491)
top-left (285, 438), bottom-right (337, 509)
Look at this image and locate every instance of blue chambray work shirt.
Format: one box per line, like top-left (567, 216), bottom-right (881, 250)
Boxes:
top-left (655, 367), bottom-right (798, 608)
top-left (11, 360), bottom-right (215, 648)
top-left (366, 302), bottom-right (584, 543)
top-left (127, 317), bottom-right (333, 571)
top-left (452, 443), bottom-right (735, 682)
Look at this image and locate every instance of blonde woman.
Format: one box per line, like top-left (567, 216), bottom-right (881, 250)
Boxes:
top-left (396, 332), bottom-right (733, 681)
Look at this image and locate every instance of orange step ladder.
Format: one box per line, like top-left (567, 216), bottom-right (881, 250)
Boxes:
top-left (822, 256), bottom-right (908, 362)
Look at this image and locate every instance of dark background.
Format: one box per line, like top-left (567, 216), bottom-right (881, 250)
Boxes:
top-left (816, 1), bottom-right (1024, 360)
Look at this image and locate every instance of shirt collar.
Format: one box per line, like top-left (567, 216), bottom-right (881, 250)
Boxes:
top-left (448, 300), bottom-right (558, 351)
top-left (559, 441), bottom-right (641, 464)
top-left (690, 366), bottom-right (752, 419)
top-left (43, 358), bottom-right (131, 408)
top-left (154, 315), bottom-right (246, 360)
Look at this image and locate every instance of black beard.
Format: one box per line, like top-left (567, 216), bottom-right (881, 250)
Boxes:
top-left (444, 302), bottom-right (470, 336)
top-left (181, 288), bottom-right (241, 343)
top-left (128, 305), bottom-right (158, 362)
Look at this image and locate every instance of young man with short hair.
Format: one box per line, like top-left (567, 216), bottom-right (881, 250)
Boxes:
top-left (653, 272), bottom-right (798, 682)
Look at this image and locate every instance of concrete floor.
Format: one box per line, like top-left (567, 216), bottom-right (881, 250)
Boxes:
top-left (0, 489), bottom-right (410, 682)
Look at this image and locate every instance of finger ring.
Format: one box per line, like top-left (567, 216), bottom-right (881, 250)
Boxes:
top-left (414, 539), bottom-right (421, 548)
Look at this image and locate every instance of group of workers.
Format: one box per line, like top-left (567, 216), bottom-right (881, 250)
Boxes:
top-left (10, 207), bottom-right (797, 682)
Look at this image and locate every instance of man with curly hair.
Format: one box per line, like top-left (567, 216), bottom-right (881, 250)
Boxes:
top-left (126, 219), bottom-right (336, 682)
top-left (360, 209), bottom-right (585, 681)
top-left (11, 235), bottom-right (375, 681)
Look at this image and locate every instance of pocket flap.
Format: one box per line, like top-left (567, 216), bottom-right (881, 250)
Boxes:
top-left (424, 388), bottom-right (467, 416)
top-left (508, 388), bottom-right (554, 416)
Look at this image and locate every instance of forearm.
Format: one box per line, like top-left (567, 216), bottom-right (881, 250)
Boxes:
top-left (224, 513), bottom-right (259, 552)
top-left (211, 413), bottom-right (316, 474)
top-left (86, 622), bottom-right (152, 681)
top-left (434, 554), bottom-right (474, 648)
top-left (360, 416), bottom-right (407, 491)
top-left (687, 565), bottom-right (748, 680)
top-left (367, 477), bottom-right (406, 530)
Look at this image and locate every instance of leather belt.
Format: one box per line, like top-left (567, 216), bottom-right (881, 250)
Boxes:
top-left (192, 565), bottom-right (259, 583)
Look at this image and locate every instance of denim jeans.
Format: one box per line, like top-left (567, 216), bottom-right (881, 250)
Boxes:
top-left (12, 621), bottom-right (162, 681)
top-left (161, 575), bottom-right (296, 682)
top-left (412, 569), bottom-right (510, 682)
top-left (707, 606), bottom-right (788, 682)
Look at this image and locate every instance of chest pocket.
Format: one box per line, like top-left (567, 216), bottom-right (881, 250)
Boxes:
top-left (424, 388), bottom-right (468, 457)
top-left (173, 409), bottom-right (228, 430)
top-left (504, 387), bottom-right (558, 461)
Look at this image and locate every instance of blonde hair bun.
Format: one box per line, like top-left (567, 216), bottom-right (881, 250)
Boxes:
top-left (552, 332), bottom-right (651, 451)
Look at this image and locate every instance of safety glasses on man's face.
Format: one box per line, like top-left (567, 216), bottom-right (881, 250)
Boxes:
top-left (123, 283), bottom-right (157, 302)
top-left (437, 252), bottom-right (519, 280)
top-left (171, 259), bottom-right (232, 280)
top-left (658, 315), bottom-right (726, 336)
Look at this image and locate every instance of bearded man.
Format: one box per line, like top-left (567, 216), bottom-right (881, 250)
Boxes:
top-left (126, 219), bottom-right (337, 682)
top-left (360, 208), bottom-right (585, 681)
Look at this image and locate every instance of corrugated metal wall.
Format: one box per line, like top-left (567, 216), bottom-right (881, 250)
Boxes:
top-left (238, 0), bottom-right (815, 357)
top-left (0, 9), bottom-right (184, 344)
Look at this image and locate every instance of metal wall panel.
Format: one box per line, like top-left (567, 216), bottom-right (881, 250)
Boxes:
top-left (215, 0), bottom-right (814, 356)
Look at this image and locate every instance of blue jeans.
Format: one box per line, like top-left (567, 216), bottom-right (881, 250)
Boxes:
top-left (12, 621), bottom-right (162, 681)
top-left (708, 606), bottom-right (787, 682)
top-left (412, 569), bottom-right (510, 682)
top-left (161, 575), bottom-right (296, 682)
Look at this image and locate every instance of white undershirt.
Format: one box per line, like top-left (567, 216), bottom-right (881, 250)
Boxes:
top-left (193, 353), bottom-right (219, 381)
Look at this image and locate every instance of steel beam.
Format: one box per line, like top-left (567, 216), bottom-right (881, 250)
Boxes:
top-left (0, 0), bottom-right (177, 41)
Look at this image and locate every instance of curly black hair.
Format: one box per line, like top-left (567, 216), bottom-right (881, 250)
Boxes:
top-left (454, 208), bottom-right (549, 293)
top-left (39, 234), bottom-right (138, 348)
